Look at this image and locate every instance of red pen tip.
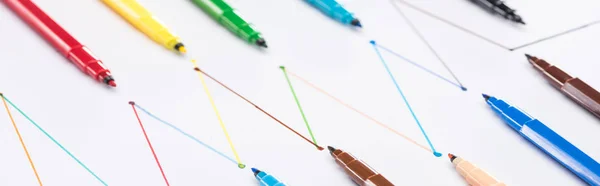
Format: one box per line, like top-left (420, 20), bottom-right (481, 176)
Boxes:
top-left (108, 81), bottom-right (117, 87)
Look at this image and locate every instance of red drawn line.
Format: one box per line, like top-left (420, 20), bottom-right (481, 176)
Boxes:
top-left (129, 101), bottom-right (171, 186)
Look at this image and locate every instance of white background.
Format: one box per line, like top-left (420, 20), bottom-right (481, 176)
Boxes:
top-left (1, 0), bottom-right (600, 185)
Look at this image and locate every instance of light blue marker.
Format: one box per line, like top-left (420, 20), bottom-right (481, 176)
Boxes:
top-left (484, 94), bottom-right (600, 185)
top-left (304, 0), bottom-right (362, 27)
top-left (252, 168), bottom-right (286, 186)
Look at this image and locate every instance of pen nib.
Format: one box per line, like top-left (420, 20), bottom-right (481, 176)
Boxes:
top-left (447, 153), bottom-right (457, 162)
top-left (255, 38), bottom-right (268, 48)
top-left (525, 54), bottom-right (534, 60)
top-left (327, 146), bottom-right (336, 153)
top-left (482, 94), bottom-right (490, 100)
top-left (351, 19), bottom-right (362, 28)
top-left (251, 168), bottom-right (261, 176)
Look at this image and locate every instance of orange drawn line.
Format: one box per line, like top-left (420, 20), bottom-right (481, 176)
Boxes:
top-left (285, 71), bottom-right (433, 153)
top-left (1, 93), bottom-right (43, 186)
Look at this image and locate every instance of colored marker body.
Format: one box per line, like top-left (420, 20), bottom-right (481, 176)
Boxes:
top-left (4, 0), bottom-right (116, 87)
top-left (190, 0), bottom-right (267, 48)
top-left (448, 154), bottom-right (504, 186)
top-left (484, 94), bottom-right (600, 185)
top-left (252, 168), bottom-right (286, 186)
top-left (526, 54), bottom-right (600, 120)
top-left (328, 146), bottom-right (394, 186)
top-left (101, 0), bottom-right (185, 53)
top-left (303, 0), bottom-right (362, 27)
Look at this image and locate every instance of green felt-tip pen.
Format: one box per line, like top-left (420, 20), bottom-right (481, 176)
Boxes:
top-left (190, 0), bottom-right (267, 48)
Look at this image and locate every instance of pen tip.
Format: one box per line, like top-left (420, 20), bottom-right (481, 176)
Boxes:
top-left (525, 54), bottom-right (533, 60)
top-left (351, 19), bottom-right (362, 28)
top-left (256, 38), bottom-right (268, 48)
top-left (482, 94), bottom-right (490, 100)
top-left (251, 168), bottom-right (261, 176)
top-left (327, 146), bottom-right (336, 153)
top-left (128, 101), bottom-right (135, 105)
top-left (174, 43), bottom-right (186, 54)
top-left (448, 153), bottom-right (457, 162)
top-left (108, 80), bottom-right (117, 87)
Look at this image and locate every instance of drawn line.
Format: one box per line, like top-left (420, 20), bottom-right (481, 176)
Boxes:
top-left (370, 44), bottom-right (442, 157)
top-left (389, 0), bottom-right (466, 90)
top-left (280, 66), bottom-right (319, 147)
top-left (371, 41), bottom-right (464, 90)
top-left (393, 0), bottom-right (511, 51)
top-left (1, 94), bottom-right (43, 186)
top-left (394, 0), bottom-right (600, 51)
top-left (1, 94), bottom-right (108, 185)
top-left (509, 20), bottom-right (600, 50)
top-left (285, 71), bottom-right (433, 153)
top-left (129, 102), bottom-right (171, 186)
top-left (132, 103), bottom-right (239, 166)
top-left (192, 67), bottom-right (325, 151)
top-left (190, 60), bottom-right (245, 168)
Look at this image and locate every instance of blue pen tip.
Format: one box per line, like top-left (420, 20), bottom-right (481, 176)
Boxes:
top-left (433, 152), bottom-right (442, 157)
top-left (351, 19), bottom-right (362, 28)
top-left (460, 87), bottom-right (467, 91)
top-left (482, 94), bottom-right (491, 100)
top-left (369, 40), bottom-right (376, 45)
top-left (251, 168), bottom-right (258, 173)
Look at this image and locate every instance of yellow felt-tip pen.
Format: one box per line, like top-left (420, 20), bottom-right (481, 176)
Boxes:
top-left (101, 0), bottom-right (186, 53)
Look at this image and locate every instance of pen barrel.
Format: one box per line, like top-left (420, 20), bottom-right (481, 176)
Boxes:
top-left (101, 0), bottom-right (181, 50)
top-left (4, 0), bottom-right (81, 56)
top-left (518, 119), bottom-right (600, 185)
top-left (190, 0), bottom-right (262, 43)
top-left (452, 157), bottom-right (504, 186)
top-left (4, 0), bottom-right (111, 82)
top-left (332, 150), bottom-right (394, 186)
top-left (304, 0), bottom-right (355, 24)
top-left (256, 172), bottom-right (286, 186)
top-left (562, 79), bottom-right (600, 118)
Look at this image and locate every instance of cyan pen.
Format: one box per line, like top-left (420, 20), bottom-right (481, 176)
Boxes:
top-left (303, 0), bottom-right (362, 27)
top-left (252, 168), bottom-right (286, 186)
top-left (483, 94), bottom-right (600, 185)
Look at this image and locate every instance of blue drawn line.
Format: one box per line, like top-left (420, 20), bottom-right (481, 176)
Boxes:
top-left (1, 95), bottom-right (108, 185)
top-left (133, 104), bottom-right (239, 165)
top-left (371, 41), bottom-right (466, 91)
top-left (369, 41), bottom-right (442, 157)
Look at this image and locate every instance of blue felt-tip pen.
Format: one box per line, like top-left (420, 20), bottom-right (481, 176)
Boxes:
top-left (483, 94), bottom-right (600, 185)
top-left (252, 168), bottom-right (286, 186)
top-left (303, 0), bottom-right (362, 27)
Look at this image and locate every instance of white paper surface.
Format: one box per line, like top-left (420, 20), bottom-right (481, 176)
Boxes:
top-left (0, 0), bottom-right (599, 185)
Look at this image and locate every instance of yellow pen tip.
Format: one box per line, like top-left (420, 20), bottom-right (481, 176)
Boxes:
top-left (178, 46), bottom-right (187, 54)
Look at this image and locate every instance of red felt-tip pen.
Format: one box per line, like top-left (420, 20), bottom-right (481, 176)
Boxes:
top-left (3, 0), bottom-right (116, 87)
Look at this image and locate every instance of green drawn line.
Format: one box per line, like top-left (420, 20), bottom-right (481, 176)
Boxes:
top-left (279, 66), bottom-right (319, 146)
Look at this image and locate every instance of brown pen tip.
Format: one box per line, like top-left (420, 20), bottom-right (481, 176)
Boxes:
top-left (317, 146), bottom-right (325, 151)
top-left (448, 153), bottom-right (457, 162)
top-left (128, 101), bottom-right (135, 105)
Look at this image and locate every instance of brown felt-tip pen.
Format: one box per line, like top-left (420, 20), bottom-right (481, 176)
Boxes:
top-left (526, 54), bottom-right (600, 119)
top-left (327, 146), bottom-right (394, 186)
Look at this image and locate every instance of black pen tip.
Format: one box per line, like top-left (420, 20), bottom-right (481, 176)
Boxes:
top-left (350, 19), bottom-right (362, 28)
top-left (525, 54), bottom-right (533, 60)
top-left (327, 146), bottom-right (336, 153)
top-left (482, 94), bottom-right (491, 100)
top-left (256, 38), bottom-right (268, 48)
